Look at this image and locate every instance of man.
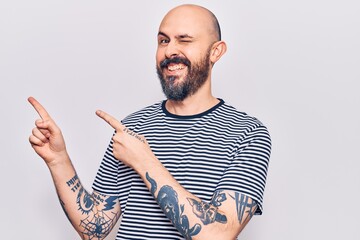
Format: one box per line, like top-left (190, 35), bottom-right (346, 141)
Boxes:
top-left (29, 4), bottom-right (271, 240)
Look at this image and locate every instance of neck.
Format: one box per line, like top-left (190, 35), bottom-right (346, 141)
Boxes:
top-left (165, 81), bottom-right (219, 116)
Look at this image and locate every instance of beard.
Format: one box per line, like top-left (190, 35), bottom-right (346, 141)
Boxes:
top-left (156, 50), bottom-right (211, 101)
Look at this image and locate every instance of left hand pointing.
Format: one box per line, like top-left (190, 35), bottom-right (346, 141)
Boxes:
top-left (96, 110), bottom-right (155, 171)
top-left (96, 110), bottom-right (125, 132)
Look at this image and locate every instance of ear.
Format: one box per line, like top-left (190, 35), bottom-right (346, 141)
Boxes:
top-left (210, 41), bottom-right (227, 64)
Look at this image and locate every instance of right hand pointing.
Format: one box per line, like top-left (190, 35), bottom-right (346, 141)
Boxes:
top-left (28, 97), bottom-right (68, 165)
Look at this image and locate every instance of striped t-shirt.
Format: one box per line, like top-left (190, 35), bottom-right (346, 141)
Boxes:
top-left (92, 99), bottom-right (271, 239)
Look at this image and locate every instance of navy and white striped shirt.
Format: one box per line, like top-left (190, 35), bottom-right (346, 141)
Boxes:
top-left (92, 99), bottom-right (271, 239)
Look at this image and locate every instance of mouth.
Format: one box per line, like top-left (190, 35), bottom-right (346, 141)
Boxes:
top-left (167, 63), bottom-right (187, 72)
top-left (160, 57), bottom-right (190, 77)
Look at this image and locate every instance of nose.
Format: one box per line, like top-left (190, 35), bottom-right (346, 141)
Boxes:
top-left (165, 41), bottom-right (180, 59)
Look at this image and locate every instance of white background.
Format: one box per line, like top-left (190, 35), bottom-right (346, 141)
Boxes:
top-left (1, 0), bottom-right (359, 239)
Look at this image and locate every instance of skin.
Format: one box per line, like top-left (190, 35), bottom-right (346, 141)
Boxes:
top-left (29, 4), bottom-right (257, 240)
top-left (156, 4), bottom-right (227, 116)
top-left (28, 97), bottom-right (121, 239)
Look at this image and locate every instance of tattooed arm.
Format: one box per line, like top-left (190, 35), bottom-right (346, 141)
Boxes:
top-left (50, 164), bottom-right (120, 239)
top-left (144, 167), bottom-right (257, 239)
top-left (55, 170), bottom-right (121, 239)
top-left (96, 110), bottom-right (258, 240)
top-left (28, 97), bottom-right (121, 239)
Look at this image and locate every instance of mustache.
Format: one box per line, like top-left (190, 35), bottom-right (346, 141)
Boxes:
top-left (160, 57), bottom-right (191, 69)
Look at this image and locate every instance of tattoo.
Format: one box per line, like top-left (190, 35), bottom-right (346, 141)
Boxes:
top-left (92, 192), bottom-right (105, 205)
top-left (79, 208), bottom-right (120, 239)
top-left (146, 172), bottom-right (157, 195)
top-left (187, 190), bottom-right (227, 225)
top-left (123, 127), bottom-right (145, 143)
top-left (66, 174), bottom-right (79, 186)
top-left (187, 198), bottom-right (227, 225)
top-left (66, 174), bottom-right (81, 192)
top-left (64, 175), bottom-right (120, 239)
top-left (77, 187), bottom-right (95, 215)
top-left (230, 192), bottom-right (257, 224)
top-left (103, 195), bottom-right (118, 211)
top-left (146, 172), bottom-right (201, 239)
top-left (211, 190), bottom-right (227, 207)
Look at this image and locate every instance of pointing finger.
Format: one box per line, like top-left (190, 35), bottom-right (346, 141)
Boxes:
top-left (28, 97), bottom-right (51, 120)
top-left (96, 110), bottom-right (124, 131)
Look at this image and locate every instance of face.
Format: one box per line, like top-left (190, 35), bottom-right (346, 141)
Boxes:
top-left (156, 6), bottom-right (217, 101)
top-left (156, 47), bottom-right (211, 101)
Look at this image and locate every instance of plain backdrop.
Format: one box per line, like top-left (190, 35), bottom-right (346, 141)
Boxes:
top-left (1, 0), bottom-right (359, 239)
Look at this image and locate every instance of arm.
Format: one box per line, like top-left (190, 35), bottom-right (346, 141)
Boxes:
top-left (28, 97), bottom-right (121, 240)
top-left (96, 110), bottom-right (258, 239)
top-left (143, 163), bottom-right (257, 239)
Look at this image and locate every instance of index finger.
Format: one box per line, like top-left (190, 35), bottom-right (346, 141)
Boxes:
top-left (96, 110), bottom-right (124, 131)
top-left (28, 96), bottom-right (51, 120)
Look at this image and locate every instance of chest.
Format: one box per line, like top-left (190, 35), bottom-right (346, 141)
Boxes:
top-left (142, 122), bottom-right (241, 200)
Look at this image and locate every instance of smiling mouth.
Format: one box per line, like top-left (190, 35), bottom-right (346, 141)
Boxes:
top-left (167, 63), bottom-right (186, 71)
top-left (160, 57), bottom-right (191, 73)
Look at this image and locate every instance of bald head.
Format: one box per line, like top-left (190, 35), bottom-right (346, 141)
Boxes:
top-left (160, 4), bottom-right (221, 42)
top-left (156, 4), bottom-right (227, 101)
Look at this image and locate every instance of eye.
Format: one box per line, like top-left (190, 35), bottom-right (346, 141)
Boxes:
top-left (159, 38), bottom-right (169, 45)
top-left (178, 34), bottom-right (193, 43)
top-left (180, 39), bottom-right (192, 43)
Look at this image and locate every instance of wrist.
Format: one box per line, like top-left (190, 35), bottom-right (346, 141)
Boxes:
top-left (135, 154), bottom-right (162, 177)
top-left (46, 151), bottom-right (72, 170)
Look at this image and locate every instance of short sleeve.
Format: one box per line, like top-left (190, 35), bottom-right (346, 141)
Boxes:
top-left (216, 125), bottom-right (271, 215)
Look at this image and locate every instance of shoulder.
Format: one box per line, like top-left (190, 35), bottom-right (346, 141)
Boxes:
top-left (121, 101), bottom-right (164, 125)
top-left (218, 100), bottom-right (267, 130)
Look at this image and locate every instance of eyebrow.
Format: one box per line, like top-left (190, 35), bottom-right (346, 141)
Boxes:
top-left (157, 31), bottom-right (194, 40)
top-left (158, 31), bottom-right (169, 39)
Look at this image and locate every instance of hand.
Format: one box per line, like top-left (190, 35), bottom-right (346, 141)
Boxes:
top-left (28, 97), bottom-right (68, 166)
top-left (96, 110), bottom-right (156, 171)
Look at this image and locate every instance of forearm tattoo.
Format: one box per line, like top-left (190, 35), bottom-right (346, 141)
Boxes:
top-left (230, 192), bottom-right (257, 224)
top-left (62, 174), bottom-right (120, 239)
top-left (187, 190), bottom-right (227, 225)
top-left (146, 172), bottom-right (201, 239)
top-left (66, 174), bottom-right (80, 192)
